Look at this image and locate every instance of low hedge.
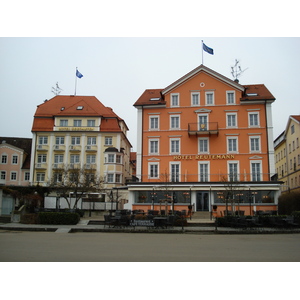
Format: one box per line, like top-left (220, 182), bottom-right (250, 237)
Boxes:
top-left (38, 212), bottom-right (80, 225)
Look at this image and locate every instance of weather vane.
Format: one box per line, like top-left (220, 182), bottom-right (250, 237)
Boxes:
top-left (231, 59), bottom-right (248, 82)
top-left (51, 82), bottom-right (63, 95)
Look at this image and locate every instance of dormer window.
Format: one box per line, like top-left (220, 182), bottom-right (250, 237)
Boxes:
top-left (77, 106), bottom-right (84, 110)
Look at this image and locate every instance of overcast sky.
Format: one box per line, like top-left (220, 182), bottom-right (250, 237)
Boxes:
top-left (1, 37), bottom-right (299, 151)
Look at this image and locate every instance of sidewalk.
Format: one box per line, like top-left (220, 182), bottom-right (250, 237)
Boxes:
top-left (1, 219), bottom-right (300, 234)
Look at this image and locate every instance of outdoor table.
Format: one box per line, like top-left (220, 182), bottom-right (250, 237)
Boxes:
top-left (153, 217), bottom-right (167, 228)
top-left (110, 216), bottom-right (122, 227)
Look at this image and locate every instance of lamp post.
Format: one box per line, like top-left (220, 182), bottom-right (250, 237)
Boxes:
top-left (110, 190), bottom-right (113, 216)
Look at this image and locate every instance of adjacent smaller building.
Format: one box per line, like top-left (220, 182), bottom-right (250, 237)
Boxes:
top-left (274, 115), bottom-right (300, 193)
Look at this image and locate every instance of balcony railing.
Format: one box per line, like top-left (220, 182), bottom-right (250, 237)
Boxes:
top-left (188, 122), bottom-right (218, 136)
top-left (85, 145), bottom-right (97, 152)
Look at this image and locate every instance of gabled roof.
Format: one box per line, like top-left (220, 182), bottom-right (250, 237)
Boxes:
top-left (162, 64), bottom-right (245, 94)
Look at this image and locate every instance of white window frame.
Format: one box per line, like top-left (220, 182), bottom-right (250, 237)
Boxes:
top-left (37, 154), bottom-right (47, 163)
top-left (149, 162), bottom-right (159, 179)
top-left (170, 115), bottom-right (180, 130)
top-left (149, 139), bottom-right (159, 155)
top-left (149, 116), bottom-right (159, 130)
top-left (250, 160), bottom-right (262, 182)
top-left (71, 136), bottom-right (81, 145)
top-left (1, 171), bottom-right (6, 180)
top-left (227, 136), bottom-right (238, 153)
top-left (36, 172), bottom-right (45, 182)
top-left (191, 92), bottom-right (200, 106)
top-left (198, 138), bottom-right (209, 154)
top-left (226, 91), bottom-right (235, 104)
top-left (170, 138), bottom-right (180, 154)
top-left (107, 154), bottom-right (115, 163)
top-left (1, 154), bottom-right (7, 164)
top-left (105, 136), bottom-right (113, 145)
top-left (86, 154), bottom-right (96, 164)
top-left (70, 155), bottom-right (80, 164)
top-left (60, 119), bottom-right (68, 126)
top-left (12, 155), bottom-right (18, 165)
top-left (107, 173), bottom-right (114, 183)
top-left (205, 91), bottom-right (214, 105)
top-left (248, 112), bottom-right (260, 127)
top-left (198, 161), bottom-right (210, 182)
top-left (249, 136), bottom-right (261, 153)
top-left (170, 93), bottom-right (180, 107)
top-left (198, 114), bottom-right (209, 131)
top-left (54, 154), bottom-right (64, 163)
top-left (73, 119), bottom-right (82, 127)
top-left (87, 120), bottom-right (95, 127)
top-left (226, 113), bottom-right (237, 128)
top-left (170, 162), bottom-right (181, 182)
top-left (87, 137), bottom-right (97, 145)
top-left (227, 161), bottom-right (240, 181)
top-left (38, 136), bottom-right (48, 145)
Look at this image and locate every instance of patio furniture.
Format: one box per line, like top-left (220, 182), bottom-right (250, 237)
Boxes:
top-left (104, 215), bottom-right (114, 228)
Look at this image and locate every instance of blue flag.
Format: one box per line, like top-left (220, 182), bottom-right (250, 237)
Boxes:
top-left (76, 69), bottom-right (83, 78)
top-left (203, 43), bottom-right (214, 55)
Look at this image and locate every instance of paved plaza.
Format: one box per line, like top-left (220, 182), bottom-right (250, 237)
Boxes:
top-left (1, 230), bottom-right (300, 262)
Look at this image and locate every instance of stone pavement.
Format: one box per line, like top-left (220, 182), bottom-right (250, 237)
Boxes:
top-left (1, 218), bottom-right (300, 234)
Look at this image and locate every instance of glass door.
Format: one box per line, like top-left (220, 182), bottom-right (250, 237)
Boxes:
top-left (196, 192), bottom-right (209, 211)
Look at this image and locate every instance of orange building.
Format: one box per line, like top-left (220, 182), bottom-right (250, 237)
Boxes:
top-left (127, 65), bottom-right (282, 217)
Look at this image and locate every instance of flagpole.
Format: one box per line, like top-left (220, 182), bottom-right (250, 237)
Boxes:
top-left (201, 40), bottom-right (204, 65)
top-left (75, 67), bottom-right (78, 96)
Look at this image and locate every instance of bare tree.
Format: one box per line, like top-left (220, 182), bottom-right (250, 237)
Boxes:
top-left (49, 164), bottom-right (105, 209)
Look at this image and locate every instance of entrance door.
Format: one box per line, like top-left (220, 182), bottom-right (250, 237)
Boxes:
top-left (1, 196), bottom-right (13, 215)
top-left (196, 192), bottom-right (209, 211)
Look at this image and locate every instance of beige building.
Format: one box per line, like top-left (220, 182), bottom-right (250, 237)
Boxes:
top-left (274, 115), bottom-right (300, 193)
top-left (30, 95), bottom-right (132, 190)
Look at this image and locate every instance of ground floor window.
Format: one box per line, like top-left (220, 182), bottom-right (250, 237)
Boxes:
top-left (135, 190), bottom-right (191, 204)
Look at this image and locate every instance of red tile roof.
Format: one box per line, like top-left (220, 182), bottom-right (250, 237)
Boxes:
top-left (32, 95), bottom-right (127, 132)
top-left (133, 89), bottom-right (165, 107)
top-left (241, 84), bottom-right (275, 101)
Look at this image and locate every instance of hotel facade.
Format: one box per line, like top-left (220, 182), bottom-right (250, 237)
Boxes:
top-left (126, 65), bottom-right (282, 217)
top-left (30, 95), bottom-right (132, 191)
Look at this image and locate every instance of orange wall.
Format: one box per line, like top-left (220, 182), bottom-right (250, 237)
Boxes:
top-left (141, 72), bottom-right (269, 182)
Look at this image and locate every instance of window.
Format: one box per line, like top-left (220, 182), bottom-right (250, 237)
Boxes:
top-left (60, 119), bottom-right (68, 126)
top-left (170, 116), bottom-right (180, 129)
top-left (39, 136), bottom-right (48, 145)
top-left (205, 91), bottom-right (214, 105)
top-left (1, 171), bottom-right (6, 180)
top-left (12, 155), bottom-right (18, 164)
top-left (249, 112), bottom-right (259, 127)
top-left (227, 113), bottom-right (237, 128)
top-left (199, 162), bottom-right (209, 182)
top-left (55, 137), bottom-right (65, 145)
top-left (86, 155), bottom-right (96, 164)
top-left (226, 91), bottom-right (235, 104)
top-left (10, 172), bottom-right (17, 181)
top-left (73, 120), bottom-right (82, 127)
top-left (227, 137), bottom-right (238, 153)
top-left (149, 163), bottom-right (159, 178)
top-left (54, 173), bottom-right (62, 183)
top-left (107, 174), bottom-right (114, 183)
top-left (1, 154), bottom-right (7, 164)
top-left (191, 92), bottom-right (200, 106)
top-left (37, 154), bottom-right (47, 163)
top-left (24, 172), bottom-right (30, 181)
top-left (291, 124), bottom-right (295, 134)
top-left (87, 120), bottom-right (95, 127)
top-left (70, 155), bottom-right (80, 164)
top-left (228, 162), bottom-right (239, 181)
top-left (115, 174), bottom-right (121, 183)
top-left (149, 116), bottom-right (159, 130)
top-left (87, 137), bottom-right (96, 145)
top-left (198, 115), bottom-right (208, 131)
top-left (250, 137), bottom-right (260, 152)
top-left (171, 93), bottom-right (179, 107)
top-left (199, 138), bottom-right (209, 153)
top-left (116, 155), bottom-right (121, 164)
top-left (71, 137), bottom-right (80, 145)
top-left (108, 154), bottom-right (115, 163)
top-left (36, 173), bottom-right (45, 182)
top-left (54, 154), bottom-right (64, 163)
top-left (149, 140), bottom-right (159, 154)
top-left (105, 136), bottom-right (113, 145)
top-left (251, 162), bottom-right (261, 181)
top-left (170, 139), bottom-right (180, 154)
top-left (170, 163), bottom-right (180, 182)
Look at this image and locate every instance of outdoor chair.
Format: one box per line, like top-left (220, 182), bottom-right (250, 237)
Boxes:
top-left (166, 215), bottom-right (175, 228)
top-left (104, 215), bottom-right (113, 228)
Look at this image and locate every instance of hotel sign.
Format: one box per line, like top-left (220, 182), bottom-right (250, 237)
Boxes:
top-left (174, 154), bottom-right (235, 160)
top-left (58, 127), bottom-right (94, 131)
